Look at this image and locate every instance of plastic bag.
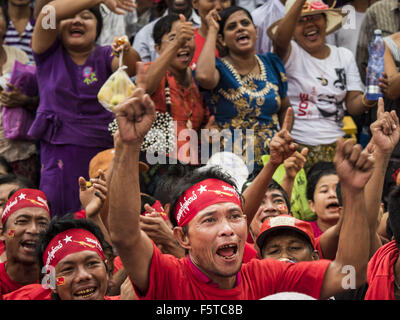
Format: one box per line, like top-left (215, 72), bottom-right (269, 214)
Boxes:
top-left (97, 36), bottom-right (136, 111)
top-left (2, 61), bottom-right (37, 140)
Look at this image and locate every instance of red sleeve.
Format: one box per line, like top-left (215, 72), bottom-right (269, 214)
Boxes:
top-left (243, 242), bottom-right (259, 263)
top-left (113, 256), bottom-right (123, 274)
top-left (243, 258), bottom-right (331, 299)
top-left (314, 235), bottom-right (324, 259)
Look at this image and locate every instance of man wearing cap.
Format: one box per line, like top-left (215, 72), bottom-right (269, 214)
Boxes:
top-left (108, 65), bottom-right (374, 300)
top-left (0, 188), bottom-right (51, 295)
top-left (256, 215), bottom-right (319, 263)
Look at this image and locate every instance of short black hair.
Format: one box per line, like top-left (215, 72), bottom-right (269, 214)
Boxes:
top-left (0, 156), bottom-right (13, 175)
top-left (153, 13), bottom-right (180, 47)
top-left (388, 186), bottom-right (400, 250)
top-left (218, 6), bottom-right (253, 37)
top-left (89, 5), bottom-right (103, 41)
top-left (153, 164), bottom-right (195, 206)
top-left (169, 166), bottom-right (243, 227)
top-left (306, 161), bottom-right (337, 201)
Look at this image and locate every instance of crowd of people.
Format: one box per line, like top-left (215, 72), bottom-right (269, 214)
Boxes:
top-left (0, 0), bottom-right (400, 301)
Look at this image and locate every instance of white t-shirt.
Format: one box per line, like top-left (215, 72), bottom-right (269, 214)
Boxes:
top-left (285, 41), bottom-right (364, 146)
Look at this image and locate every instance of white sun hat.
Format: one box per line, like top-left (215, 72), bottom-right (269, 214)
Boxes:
top-left (267, 0), bottom-right (348, 40)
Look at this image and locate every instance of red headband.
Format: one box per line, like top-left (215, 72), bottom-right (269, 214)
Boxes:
top-left (1, 188), bottom-right (50, 225)
top-left (174, 178), bottom-right (242, 227)
top-left (43, 228), bottom-right (105, 268)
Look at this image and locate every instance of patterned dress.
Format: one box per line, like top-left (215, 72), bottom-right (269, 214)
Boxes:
top-left (204, 53), bottom-right (288, 172)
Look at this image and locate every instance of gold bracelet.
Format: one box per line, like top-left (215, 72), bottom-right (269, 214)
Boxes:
top-left (362, 93), bottom-right (377, 108)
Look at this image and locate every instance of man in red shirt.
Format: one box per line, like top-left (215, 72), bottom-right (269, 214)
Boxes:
top-left (0, 188), bottom-right (51, 295)
top-left (108, 64), bottom-right (374, 299)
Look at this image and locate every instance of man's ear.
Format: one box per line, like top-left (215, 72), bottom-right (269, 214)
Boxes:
top-left (173, 227), bottom-right (191, 250)
top-left (154, 43), bottom-right (162, 55)
top-left (164, 203), bottom-right (171, 216)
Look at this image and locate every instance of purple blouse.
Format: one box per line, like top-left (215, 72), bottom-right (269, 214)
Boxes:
top-left (29, 38), bottom-right (114, 148)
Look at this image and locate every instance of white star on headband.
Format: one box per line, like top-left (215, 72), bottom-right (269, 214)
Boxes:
top-left (63, 235), bottom-right (72, 243)
top-left (18, 193), bottom-right (26, 200)
top-left (197, 185), bottom-right (207, 194)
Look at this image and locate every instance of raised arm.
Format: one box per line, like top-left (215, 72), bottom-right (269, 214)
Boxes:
top-left (271, 0), bottom-right (306, 63)
top-left (242, 108), bottom-right (297, 227)
top-left (32, 0), bottom-right (135, 54)
top-left (319, 138), bottom-right (374, 299)
top-left (145, 14), bottom-right (194, 95)
top-left (195, 9), bottom-right (221, 90)
top-left (365, 98), bottom-right (400, 256)
top-left (108, 62), bottom-right (156, 294)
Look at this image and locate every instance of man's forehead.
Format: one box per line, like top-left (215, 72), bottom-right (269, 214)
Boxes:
top-left (265, 189), bottom-right (285, 198)
top-left (12, 207), bottom-right (50, 219)
top-left (197, 202), bottom-right (242, 215)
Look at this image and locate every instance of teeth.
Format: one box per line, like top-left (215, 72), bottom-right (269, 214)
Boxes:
top-left (75, 288), bottom-right (95, 297)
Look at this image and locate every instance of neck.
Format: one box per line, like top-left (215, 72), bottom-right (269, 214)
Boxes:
top-left (8, 3), bottom-right (31, 20)
top-left (5, 260), bottom-right (39, 286)
top-left (66, 46), bottom-right (94, 65)
top-left (351, 0), bottom-right (370, 12)
top-left (308, 44), bottom-right (330, 59)
top-left (317, 217), bottom-right (337, 233)
top-left (189, 253), bottom-right (238, 290)
top-left (226, 51), bottom-right (257, 74)
top-left (169, 66), bottom-right (192, 88)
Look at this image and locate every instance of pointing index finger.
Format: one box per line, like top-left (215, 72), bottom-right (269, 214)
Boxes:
top-left (281, 107), bottom-right (293, 132)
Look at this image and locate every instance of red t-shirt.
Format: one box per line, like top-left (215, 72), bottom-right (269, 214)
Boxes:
top-left (133, 243), bottom-right (331, 300)
top-left (3, 283), bottom-right (120, 300)
top-left (0, 240), bottom-right (5, 256)
top-left (113, 256), bottom-right (123, 274)
top-left (191, 29), bottom-right (219, 69)
top-left (243, 242), bottom-right (259, 263)
top-left (0, 262), bottom-right (24, 295)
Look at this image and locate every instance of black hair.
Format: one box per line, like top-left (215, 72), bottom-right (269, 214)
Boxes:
top-left (88, 5), bottom-right (103, 41)
top-left (1, 174), bottom-right (37, 230)
top-left (268, 179), bottom-right (291, 213)
top-left (35, 214), bottom-right (113, 300)
top-left (388, 186), bottom-right (400, 249)
top-left (169, 166), bottom-right (243, 227)
top-left (0, 156), bottom-right (13, 175)
top-left (218, 6), bottom-right (253, 37)
top-left (306, 161), bottom-right (337, 201)
top-left (153, 164), bottom-right (196, 206)
top-left (153, 13), bottom-right (180, 47)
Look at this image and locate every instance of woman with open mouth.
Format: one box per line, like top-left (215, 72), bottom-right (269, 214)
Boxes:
top-left (195, 5), bottom-right (291, 174)
top-left (28, 0), bottom-right (140, 218)
top-left (268, 0), bottom-right (376, 173)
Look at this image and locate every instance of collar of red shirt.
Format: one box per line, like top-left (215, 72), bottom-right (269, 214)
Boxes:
top-left (187, 254), bottom-right (242, 288)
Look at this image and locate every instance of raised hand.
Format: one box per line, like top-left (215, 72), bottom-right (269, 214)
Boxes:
top-left (113, 62), bottom-right (156, 145)
top-left (103, 0), bottom-right (136, 14)
top-left (78, 169), bottom-right (107, 218)
top-left (334, 138), bottom-right (375, 192)
top-left (269, 107), bottom-right (297, 166)
top-left (370, 97), bottom-right (400, 154)
top-left (175, 14), bottom-right (194, 48)
top-left (284, 147), bottom-right (308, 179)
top-left (205, 8), bottom-right (220, 33)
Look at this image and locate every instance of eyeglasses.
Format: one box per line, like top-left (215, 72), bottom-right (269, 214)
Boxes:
top-left (298, 14), bottom-right (324, 24)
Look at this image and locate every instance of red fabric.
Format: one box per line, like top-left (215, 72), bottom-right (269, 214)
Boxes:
top-left (191, 29), bottom-right (219, 69)
top-left (0, 240), bottom-right (5, 256)
top-left (1, 188), bottom-right (50, 225)
top-left (0, 262), bottom-right (24, 295)
top-left (175, 178), bottom-right (242, 227)
top-left (132, 242), bottom-right (331, 300)
top-left (309, 220), bottom-right (323, 238)
top-left (3, 283), bottom-right (120, 300)
top-left (243, 242), bottom-right (258, 263)
top-left (113, 255), bottom-right (123, 274)
top-left (43, 228), bottom-right (105, 268)
top-left (314, 235), bottom-right (324, 258)
top-left (365, 240), bottom-right (399, 300)
top-left (142, 200), bottom-right (169, 221)
top-left (73, 209), bottom-right (86, 220)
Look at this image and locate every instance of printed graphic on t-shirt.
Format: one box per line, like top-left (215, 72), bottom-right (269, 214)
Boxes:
top-left (83, 66), bottom-right (98, 85)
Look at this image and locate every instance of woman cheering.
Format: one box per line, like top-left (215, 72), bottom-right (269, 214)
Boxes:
top-left (196, 6), bottom-right (291, 173)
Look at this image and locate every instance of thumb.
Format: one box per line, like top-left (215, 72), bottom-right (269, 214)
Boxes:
top-left (281, 107), bottom-right (293, 132)
top-left (135, 61), bottom-right (146, 90)
top-left (179, 14), bottom-right (186, 23)
top-left (6, 83), bottom-right (17, 91)
top-left (300, 147), bottom-right (308, 157)
top-left (78, 177), bottom-right (87, 191)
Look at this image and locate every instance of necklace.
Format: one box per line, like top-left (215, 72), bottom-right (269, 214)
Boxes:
top-left (165, 75), bottom-right (193, 129)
